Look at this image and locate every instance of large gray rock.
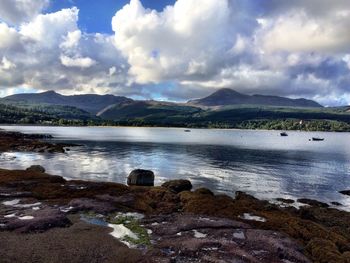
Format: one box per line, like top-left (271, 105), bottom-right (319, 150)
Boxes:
top-left (26, 165), bottom-right (45, 173)
top-left (127, 169), bottom-right (154, 186)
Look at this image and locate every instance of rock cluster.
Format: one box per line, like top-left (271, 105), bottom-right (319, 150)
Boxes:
top-left (0, 130), bottom-right (77, 153)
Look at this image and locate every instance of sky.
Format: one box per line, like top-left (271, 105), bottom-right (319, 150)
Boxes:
top-left (0, 0), bottom-right (350, 105)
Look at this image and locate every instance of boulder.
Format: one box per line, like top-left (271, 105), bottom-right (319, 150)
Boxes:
top-left (127, 169), bottom-right (154, 186)
top-left (162, 179), bottom-right (192, 193)
top-left (26, 165), bottom-right (45, 173)
top-left (194, 187), bottom-right (214, 196)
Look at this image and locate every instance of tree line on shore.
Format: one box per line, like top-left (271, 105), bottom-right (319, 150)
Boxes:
top-left (1, 102), bottom-right (350, 132)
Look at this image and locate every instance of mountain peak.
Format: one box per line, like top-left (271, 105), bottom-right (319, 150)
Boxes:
top-left (43, 90), bottom-right (57, 94)
top-left (188, 88), bottom-right (322, 108)
top-left (41, 90), bottom-right (60, 96)
top-left (188, 88), bottom-right (249, 106)
top-left (213, 88), bottom-right (241, 94)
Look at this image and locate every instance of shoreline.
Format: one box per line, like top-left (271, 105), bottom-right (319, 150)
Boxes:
top-left (0, 130), bottom-right (350, 262)
top-left (0, 129), bottom-right (77, 153)
top-left (1, 124), bottom-right (348, 134)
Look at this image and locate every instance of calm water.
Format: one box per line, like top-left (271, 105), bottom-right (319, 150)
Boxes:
top-left (1, 125), bottom-right (350, 210)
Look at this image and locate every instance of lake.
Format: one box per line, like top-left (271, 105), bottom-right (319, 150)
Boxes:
top-left (1, 125), bottom-right (350, 210)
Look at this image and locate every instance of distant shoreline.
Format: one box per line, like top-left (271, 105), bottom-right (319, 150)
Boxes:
top-left (1, 123), bottom-right (349, 133)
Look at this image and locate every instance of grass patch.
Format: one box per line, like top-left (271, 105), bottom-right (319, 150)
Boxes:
top-left (107, 213), bottom-right (151, 247)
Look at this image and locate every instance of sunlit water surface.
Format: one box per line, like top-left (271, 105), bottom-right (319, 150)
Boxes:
top-left (1, 126), bottom-right (350, 210)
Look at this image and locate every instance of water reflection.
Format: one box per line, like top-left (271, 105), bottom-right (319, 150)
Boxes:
top-left (0, 126), bottom-right (350, 210)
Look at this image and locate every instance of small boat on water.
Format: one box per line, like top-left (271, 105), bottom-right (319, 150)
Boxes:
top-left (312, 137), bottom-right (324, 141)
top-left (184, 129), bottom-right (191, 132)
top-left (280, 132), bottom-right (288, 137)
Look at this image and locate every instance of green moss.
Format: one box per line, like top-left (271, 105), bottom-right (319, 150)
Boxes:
top-left (107, 214), bottom-right (151, 247)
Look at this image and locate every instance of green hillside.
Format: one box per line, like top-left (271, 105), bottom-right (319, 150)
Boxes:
top-left (97, 101), bottom-right (201, 121)
top-left (99, 104), bottom-right (350, 132)
top-left (0, 101), bottom-right (97, 125)
top-left (1, 91), bottom-right (350, 132)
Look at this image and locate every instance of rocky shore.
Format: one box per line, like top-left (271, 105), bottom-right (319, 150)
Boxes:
top-left (0, 167), bottom-right (349, 263)
top-left (0, 130), bottom-right (349, 262)
top-left (0, 129), bottom-right (76, 153)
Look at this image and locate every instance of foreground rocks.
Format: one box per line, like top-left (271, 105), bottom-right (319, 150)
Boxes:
top-left (0, 168), bottom-right (350, 262)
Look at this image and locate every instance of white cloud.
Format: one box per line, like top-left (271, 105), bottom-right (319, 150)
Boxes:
top-left (343, 55), bottom-right (350, 70)
top-left (260, 10), bottom-right (350, 53)
top-left (0, 7), bottom-right (129, 96)
top-left (0, 0), bottom-right (49, 25)
top-left (20, 7), bottom-right (79, 48)
top-left (0, 56), bottom-right (16, 70)
top-left (0, 22), bottom-right (20, 50)
top-left (60, 30), bottom-right (82, 50)
top-left (181, 65), bottom-right (289, 94)
top-left (112, 0), bottom-right (236, 84)
top-left (60, 55), bottom-right (96, 68)
top-left (109, 66), bottom-right (117, 76)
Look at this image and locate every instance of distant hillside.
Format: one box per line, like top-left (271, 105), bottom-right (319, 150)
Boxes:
top-left (0, 101), bottom-right (96, 125)
top-left (188, 88), bottom-right (322, 108)
top-left (97, 100), bottom-right (201, 122)
top-left (4, 91), bottom-right (132, 114)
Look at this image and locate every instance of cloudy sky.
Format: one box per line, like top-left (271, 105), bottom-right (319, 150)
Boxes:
top-left (0, 0), bottom-right (349, 105)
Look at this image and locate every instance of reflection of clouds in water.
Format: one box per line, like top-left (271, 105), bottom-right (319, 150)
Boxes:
top-left (0, 152), bottom-right (43, 170)
top-left (0, 127), bottom-right (350, 211)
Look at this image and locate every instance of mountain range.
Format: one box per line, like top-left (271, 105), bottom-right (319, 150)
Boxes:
top-left (5, 90), bottom-right (132, 115)
top-left (3, 88), bottom-right (322, 118)
top-left (2, 88), bottom-right (350, 131)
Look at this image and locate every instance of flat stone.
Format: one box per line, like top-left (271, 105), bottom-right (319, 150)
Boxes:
top-left (3, 207), bottom-right (71, 233)
top-left (142, 213), bottom-right (311, 263)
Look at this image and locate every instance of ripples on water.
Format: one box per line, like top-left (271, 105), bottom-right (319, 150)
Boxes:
top-left (0, 126), bottom-right (350, 210)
